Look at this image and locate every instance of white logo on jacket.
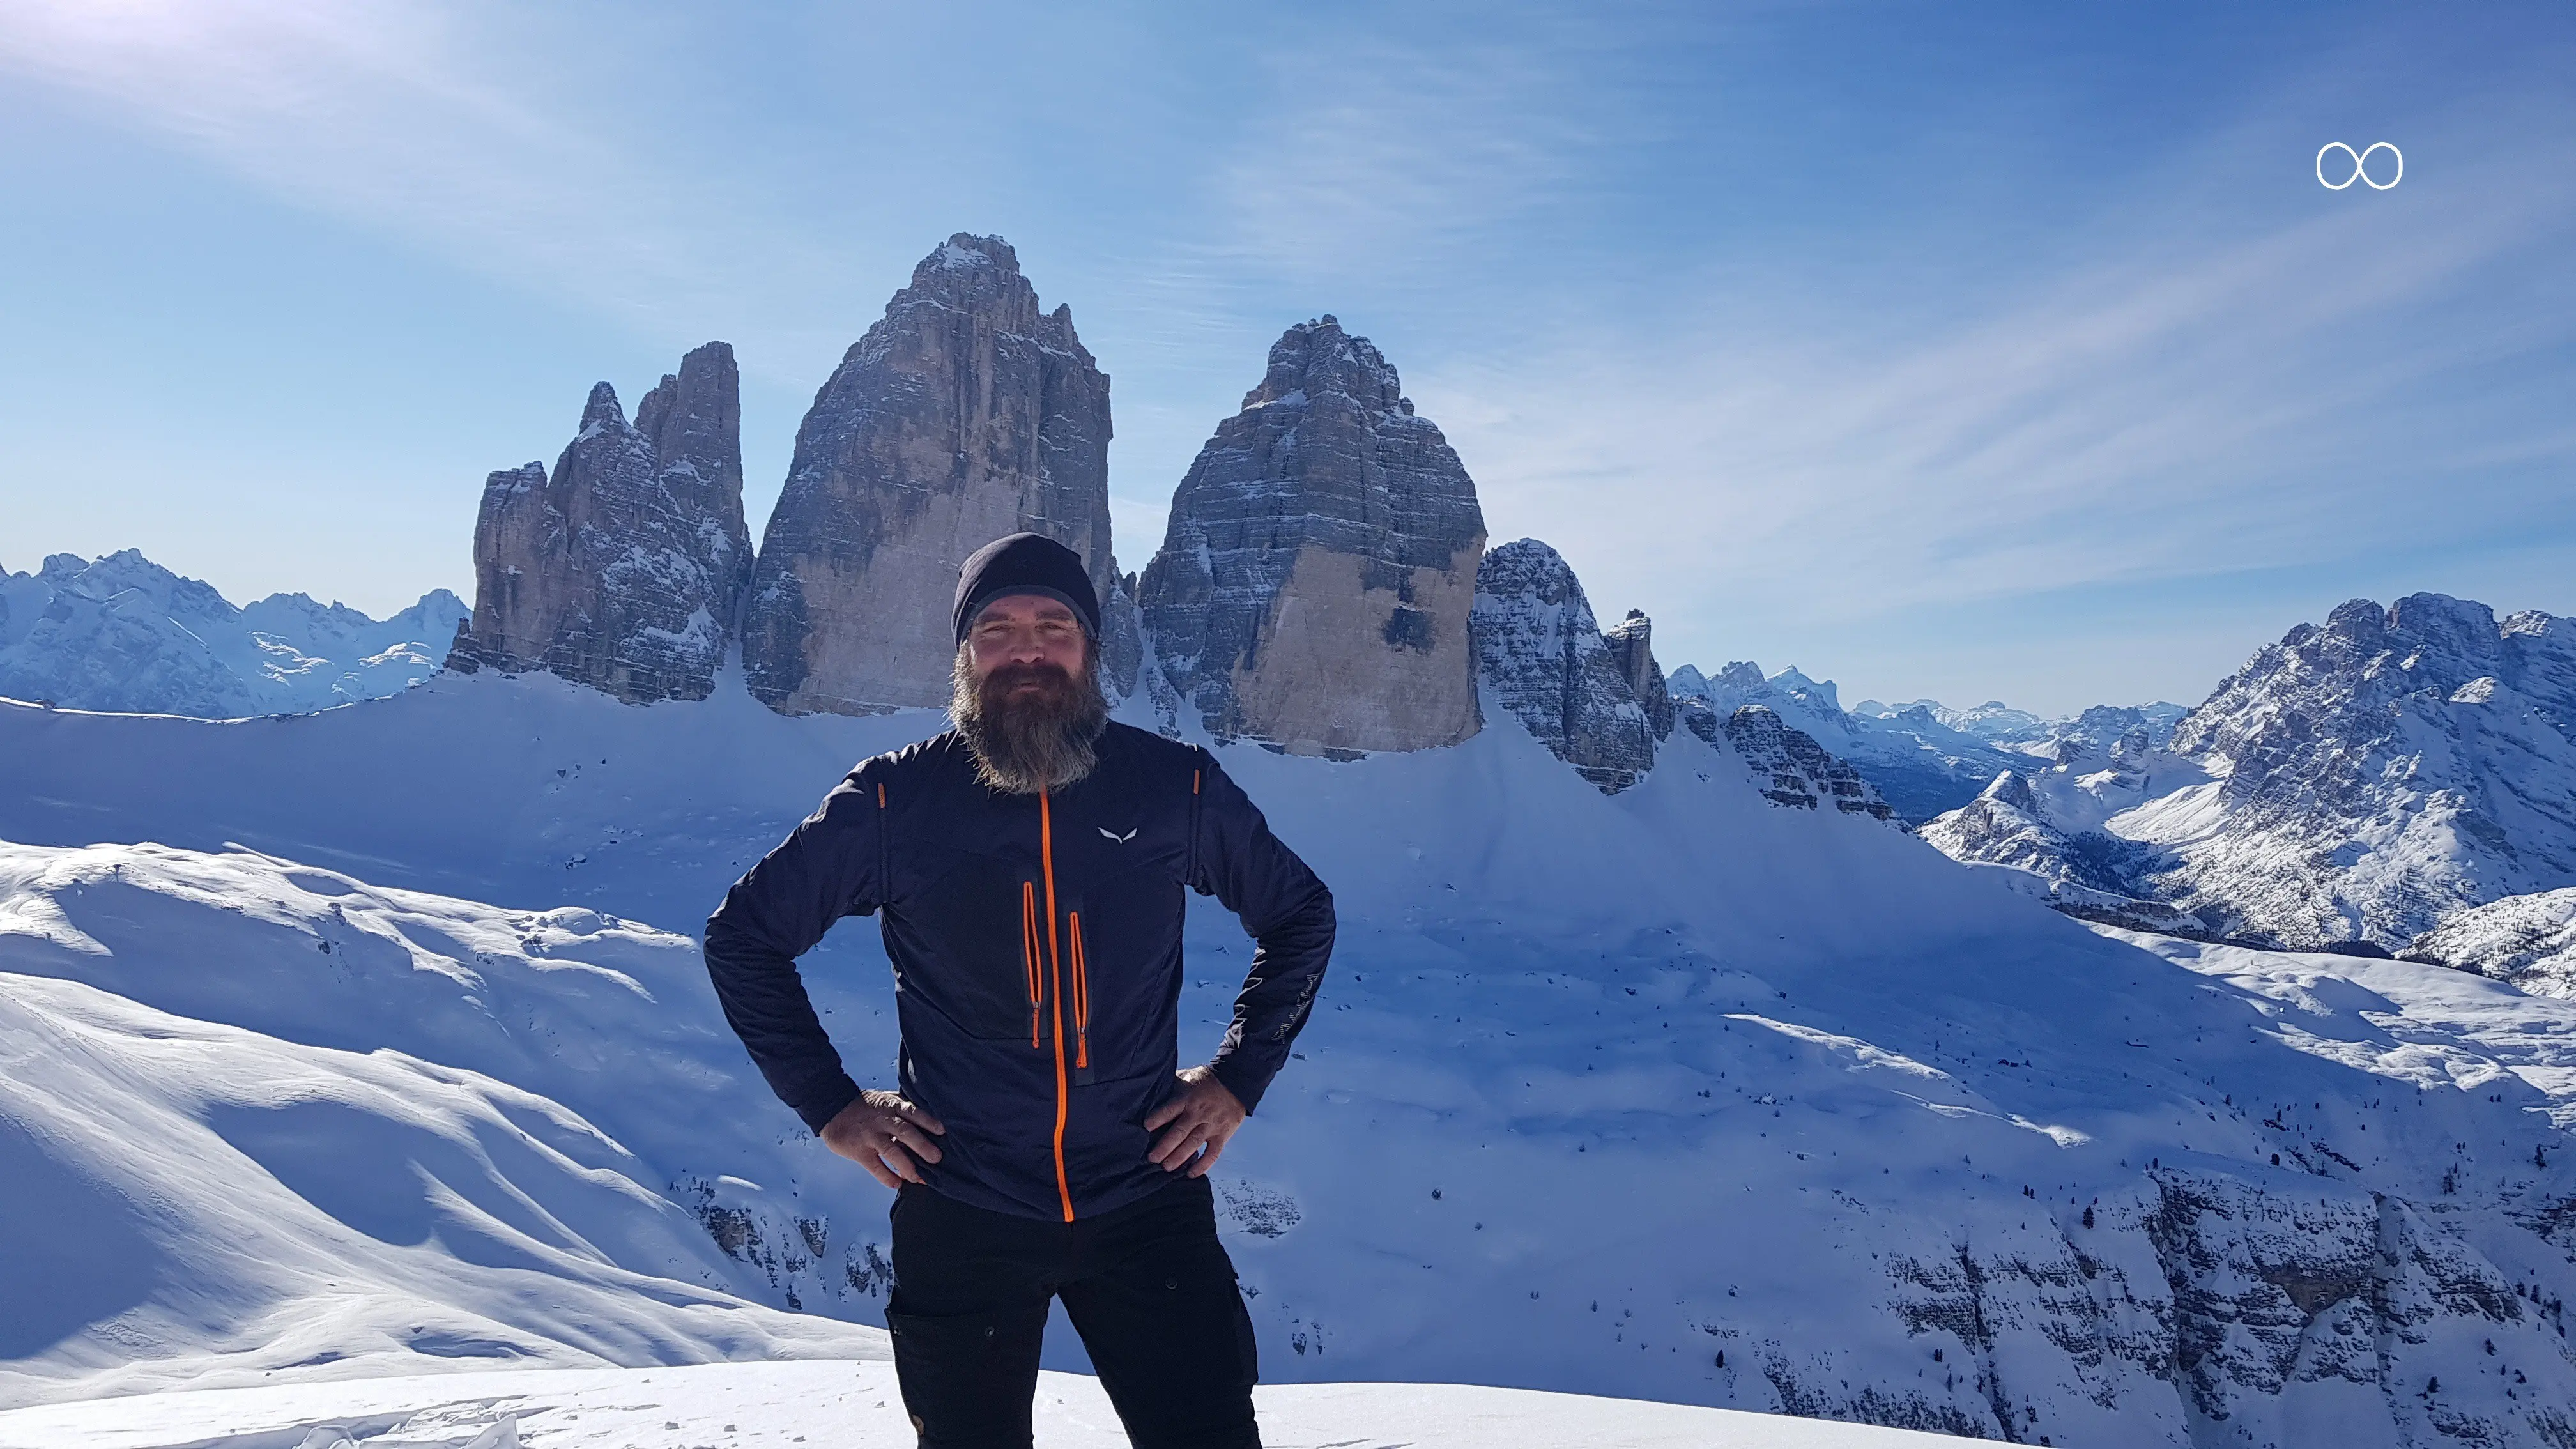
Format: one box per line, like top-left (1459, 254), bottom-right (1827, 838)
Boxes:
top-left (1099, 825), bottom-right (1138, 844)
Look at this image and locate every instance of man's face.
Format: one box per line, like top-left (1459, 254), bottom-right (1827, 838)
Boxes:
top-left (967, 594), bottom-right (1088, 701)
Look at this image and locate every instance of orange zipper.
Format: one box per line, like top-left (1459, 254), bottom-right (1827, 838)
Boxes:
top-left (1020, 880), bottom-right (1041, 1048)
top-left (1069, 912), bottom-right (1091, 1072)
top-left (1038, 791), bottom-right (1074, 1223)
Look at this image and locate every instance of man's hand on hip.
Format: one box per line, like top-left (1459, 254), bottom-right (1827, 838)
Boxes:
top-left (1142, 1065), bottom-right (1246, 1177)
top-left (823, 1089), bottom-right (947, 1190)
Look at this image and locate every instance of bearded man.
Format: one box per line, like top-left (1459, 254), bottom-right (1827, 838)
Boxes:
top-left (703, 532), bottom-right (1333, 1449)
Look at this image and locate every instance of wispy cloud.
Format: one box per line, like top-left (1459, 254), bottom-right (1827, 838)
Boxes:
top-left (0, 1), bottom-right (870, 365)
top-left (1418, 65), bottom-right (2576, 675)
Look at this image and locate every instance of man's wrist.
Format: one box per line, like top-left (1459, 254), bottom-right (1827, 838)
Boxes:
top-left (1206, 1057), bottom-right (1264, 1116)
top-left (799, 1078), bottom-right (865, 1135)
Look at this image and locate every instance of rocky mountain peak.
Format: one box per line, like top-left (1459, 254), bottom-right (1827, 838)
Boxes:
top-left (1600, 609), bottom-right (1675, 741)
top-left (445, 344), bottom-right (752, 705)
top-left (578, 381), bottom-right (624, 434)
top-left (1470, 539), bottom-right (1651, 792)
top-left (1138, 317), bottom-right (1480, 755)
top-left (741, 234), bottom-right (1116, 716)
top-left (1926, 592), bottom-right (2576, 954)
top-left (2048, 704), bottom-right (2156, 766)
top-left (1981, 769), bottom-right (2040, 811)
top-left (1240, 316), bottom-right (1407, 417)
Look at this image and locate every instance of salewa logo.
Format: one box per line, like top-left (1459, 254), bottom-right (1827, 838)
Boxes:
top-left (1098, 825), bottom-right (1138, 844)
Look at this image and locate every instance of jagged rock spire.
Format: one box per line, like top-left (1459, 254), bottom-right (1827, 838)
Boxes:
top-left (1602, 609), bottom-right (1675, 742)
top-left (446, 342), bottom-right (751, 704)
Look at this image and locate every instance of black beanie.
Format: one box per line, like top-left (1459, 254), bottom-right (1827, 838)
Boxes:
top-left (953, 532), bottom-right (1101, 646)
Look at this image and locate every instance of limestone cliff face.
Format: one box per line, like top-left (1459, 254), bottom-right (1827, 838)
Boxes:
top-left (1601, 610), bottom-right (1675, 741)
top-left (1471, 539), bottom-right (1653, 792)
top-left (1706, 703), bottom-right (1897, 822)
top-left (1138, 317), bottom-right (1483, 755)
top-left (446, 342), bottom-right (751, 704)
top-left (742, 234), bottom-right (1116, 715)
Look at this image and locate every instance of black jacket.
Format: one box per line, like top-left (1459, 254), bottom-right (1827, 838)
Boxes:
top-left (703, 720), bottom-right (1334, 1222)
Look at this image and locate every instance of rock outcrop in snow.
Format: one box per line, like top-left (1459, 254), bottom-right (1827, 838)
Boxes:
top-left (740, 235), bottom-right (1117, 715)
top-left (1469, 581), bottom-right (1895, 809)
top-left (1138, 317), bottom-right (1483, 755)
top-left (0, 550), bottom-right (464, 717)
top-left (2407, 888), bottom-right (2576, 994)
top-left (447, 342), bottom-right (754, 705)
top-left (1921, 772), bottom-right (2204, 932)
top-left (1703, 703), bottom-right (1897, 822)
top-left (1602, 610), bottom-right (1675, 741)
top-left (1470, 539), bottom-right (1652, 790)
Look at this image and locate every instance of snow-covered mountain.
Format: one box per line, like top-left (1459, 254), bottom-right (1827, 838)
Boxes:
top-left (1668, 664), bottom-right (2047, 824)
top-left (0, 550), bottom-right (464, 717)
top-left (2407, 889), bottom-right (2576, 996)
top-left (1857, 698), bottom-right (2056, 749)
top-left (1925, 595), bottom-right (2576, 969)
top-left (15, 663), bottom-right (2576, 1448)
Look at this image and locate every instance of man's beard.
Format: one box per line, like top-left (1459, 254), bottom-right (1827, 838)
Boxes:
top-left (950, 643), bottom-right (1110, 795)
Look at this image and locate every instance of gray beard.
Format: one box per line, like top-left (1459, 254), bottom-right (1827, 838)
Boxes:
top-left (950, 643), bottom-right (1110, 795)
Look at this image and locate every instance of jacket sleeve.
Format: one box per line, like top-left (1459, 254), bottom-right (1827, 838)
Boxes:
top-left (703, 766), bottom-right (885, 1134)
top-left (1189, 748), bottom-right (1333, 1113)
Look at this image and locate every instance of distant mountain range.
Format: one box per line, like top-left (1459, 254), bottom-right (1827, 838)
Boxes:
top-left (0, 549), bottom-right (463, 716)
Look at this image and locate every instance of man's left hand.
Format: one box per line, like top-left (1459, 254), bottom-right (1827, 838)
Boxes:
top-left (1142, 1065), bottom-right (1246, 1176)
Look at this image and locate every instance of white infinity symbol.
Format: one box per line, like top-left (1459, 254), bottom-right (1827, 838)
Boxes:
top-left (2317, 141), bottom-right (2402, 190)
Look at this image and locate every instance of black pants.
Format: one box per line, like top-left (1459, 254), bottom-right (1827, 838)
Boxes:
top-left (885, 1173), bottom-right (1260, 1448)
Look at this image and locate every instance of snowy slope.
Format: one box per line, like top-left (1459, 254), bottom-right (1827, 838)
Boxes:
top-left (0, 1360), bottom-right (1963, 1449)
top-left (0, 961), bottom-right (880, 1407)
top-left (2407, 890), bottom-right (2576, 995)
top-left (14, 662), bottom-right (2576, 1445)
top-left (0, 550), bottom-right (464, 717)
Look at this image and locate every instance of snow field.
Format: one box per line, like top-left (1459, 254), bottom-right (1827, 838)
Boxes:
top-left (0, 1359), bottom-right (1970, 1449)
top-left (11, 661), bottom-right (2576, 1443)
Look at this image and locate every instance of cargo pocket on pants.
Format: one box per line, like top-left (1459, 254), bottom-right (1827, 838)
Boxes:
top-left (886, 1303), bottom-right (1048, 1448)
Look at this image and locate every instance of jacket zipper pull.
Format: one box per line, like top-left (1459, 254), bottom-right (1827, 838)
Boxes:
top-left (1071, 910), bottom-right (1094, 1085)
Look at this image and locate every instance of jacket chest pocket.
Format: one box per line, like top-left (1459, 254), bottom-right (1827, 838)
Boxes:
top-left (902, 852), bottom-right (1106, 1076)
top-left (903, 855), bottom-right (1062, 1045)
top-left (1017, 877), bottom-right (1098, 1083)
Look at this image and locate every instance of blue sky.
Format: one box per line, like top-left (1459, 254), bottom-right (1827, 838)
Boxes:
top-left (2, 1), bottom-right (2568, 715)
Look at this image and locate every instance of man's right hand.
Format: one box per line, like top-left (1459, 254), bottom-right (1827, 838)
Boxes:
top-left (822, 1089), bottom-right (947, 1190)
